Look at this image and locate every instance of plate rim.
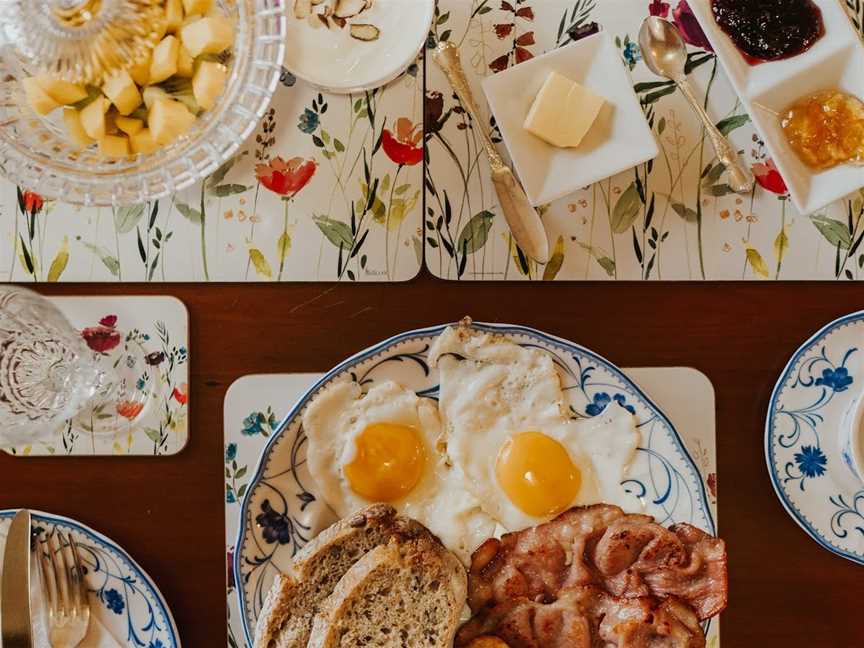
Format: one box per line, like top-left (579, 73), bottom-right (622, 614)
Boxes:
top-left (0, 508), bottom-right (181, 647)
top-left (764, 309), bottom-right (864, 566)
top-left (234, 321), bottom-right (717, 643)
top-left (282, 0), bottom-right (435, 94)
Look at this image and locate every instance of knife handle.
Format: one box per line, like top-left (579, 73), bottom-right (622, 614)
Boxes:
top-left (432, 42), bottom-right (505, 171)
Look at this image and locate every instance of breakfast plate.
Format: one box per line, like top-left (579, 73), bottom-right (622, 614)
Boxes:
top-left (766, 311), bottom-right (864, 566)
top-left (283, 0), bottom-right (434, 93)
top-left (0, 510), bottom-right (180, 647)
top-left (234, 322), bottom-right (717, 644)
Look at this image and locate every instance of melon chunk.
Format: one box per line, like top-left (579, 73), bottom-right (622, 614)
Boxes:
top-left (165, 0), bottom-right (184, 32)
top-left (35, 76), bottom-right (88, 105)
top-left (80, 96), bottom-right (110, 140)
top-left (149, 98), bottom-right (196, 144)
top-left (150, 35), bottom-right (180, 84)
top-left (99, 134), bottom-right (130, 158)
top-left (176, 45), bottom-right (195, 77)
top-left (142, 85), bottom-right (170, 109)
top-left (103, 70), bottom-right (142, 115)
top-left (130, 128), bottom-right (159, 155)
top-left (192, 60), bottom-right (228, 110)
top-left (62, 108), bottom-right (95, 148)
top-left (22, 77), bottom-right (60, 115)
top-left (128, 53), bottom-right (151, 86)
top-left (180, 16), bottom-right (234, 57)
top-left (183, 0), bottom-right (213, 15)
top-left (116, 115), bottom-right (144, 136)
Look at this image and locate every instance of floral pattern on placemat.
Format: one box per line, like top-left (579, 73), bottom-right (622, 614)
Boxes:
top-left (425, 0), bottom-right (864, 281)
top-left (2, 296), bottom-right (189, 457)
top-left (0, 63), bottom-right (424, 283)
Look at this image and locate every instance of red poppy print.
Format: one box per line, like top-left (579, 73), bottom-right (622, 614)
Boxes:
top-left (382, 118), bottom-right (423, 167)
top-left (116, 400), bottom-right (144, 419)
top-left (753, 159), bottom-right (788, 195)
top-left (22, 191), bottom-right (44, 215)
top-left (649, 0), bottom-right (670, 17)
top-left (172, 383), bottom-right (189, 405)
top-left (255, 157), bottom-right (317, 197)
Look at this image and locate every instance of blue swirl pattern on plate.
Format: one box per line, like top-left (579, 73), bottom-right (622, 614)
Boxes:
top-left (0, 510), bottom-right (180, 648)
top-left (234, 323), bottom-right (716, 644)
top-left (766, 311), bottom-right (864, 566)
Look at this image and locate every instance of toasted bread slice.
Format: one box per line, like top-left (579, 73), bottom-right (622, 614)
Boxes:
top-left (253, 504), bottom-right (429, 648)
top-left (307, 535), bottom-right (467, 648)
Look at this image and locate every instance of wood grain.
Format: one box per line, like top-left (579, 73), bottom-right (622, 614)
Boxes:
top-left (0, 275), bottom-right (860, 646)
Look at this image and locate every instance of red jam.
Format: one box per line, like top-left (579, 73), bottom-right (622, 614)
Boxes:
top-left (711, 0), bottom-right (824, 65)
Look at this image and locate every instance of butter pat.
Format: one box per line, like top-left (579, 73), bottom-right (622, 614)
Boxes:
top-left (523, 71), bottom-right (606, 148)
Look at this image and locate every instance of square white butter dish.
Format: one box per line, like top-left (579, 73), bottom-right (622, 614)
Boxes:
top-left (482, 30), bottom-right (659, 207)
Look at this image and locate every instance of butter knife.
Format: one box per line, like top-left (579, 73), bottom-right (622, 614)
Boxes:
top-left (2, 510), bottom-right (32, 648)
top-left (433, 42), bottom-right (550, 264)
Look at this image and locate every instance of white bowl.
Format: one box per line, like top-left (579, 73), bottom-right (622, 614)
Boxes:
top-left (283, 0), bottom-right (434, 93)
top-left (481, 30), bottom-right (658, 207)
top-left (688, 0), bottom-right (864, 214)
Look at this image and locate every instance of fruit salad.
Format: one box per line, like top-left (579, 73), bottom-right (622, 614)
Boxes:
top-left (22, 0), bottom-right (234, 158)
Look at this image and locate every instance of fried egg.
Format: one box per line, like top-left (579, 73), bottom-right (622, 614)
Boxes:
top-left (429, 325), bottom-right (642, 531)
top-left (303, 379), bottom-right (497, 562)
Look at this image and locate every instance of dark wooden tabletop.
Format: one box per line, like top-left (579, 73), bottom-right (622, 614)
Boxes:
top-left (1, 276), bottom-right (860, 647)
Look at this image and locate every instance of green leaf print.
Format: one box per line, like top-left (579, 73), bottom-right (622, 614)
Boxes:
top-left (114, 204), bottom-right (145, 234)
top-left (810, 214), bottom-right (852, 249)
top-left (456, 211), bottom-right (495, 255)
top-left (210, 184), bottom-right (249, 197)
top-left (716, 114), bottom-right (750, 136)
top-left (313, 215), bottom-right (354, 250)
top-left (611, 182), bottom-right (641, 234)
top-left (176, 202), bottom-right (202, 224)
top-left (79, 241), bottom-right (120, 276)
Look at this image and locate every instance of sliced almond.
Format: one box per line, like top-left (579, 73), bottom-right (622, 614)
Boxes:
top-left (307, 12), bottom-right (323, 28)
top-left (311, 0), bottom-right (325, 4)
top-left (294, 0), bottom-right (312, 18)
top-left (335, 0), bottom-right (366, 18)
top-left (332, 15), bottom-right (347, 28)
top-left (350, 23), bottom-right (380, 41)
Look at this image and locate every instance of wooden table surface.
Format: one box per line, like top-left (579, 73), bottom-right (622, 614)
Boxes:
top-left (0, 276), bottom-right (860, 647)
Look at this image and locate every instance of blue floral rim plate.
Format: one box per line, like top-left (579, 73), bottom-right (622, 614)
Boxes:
top-left (766, 312), bottom-right (864, 566)
top-left (233, 322), bottom-right (717, 645)
top-left (0, 510), bottom-right (180, 648)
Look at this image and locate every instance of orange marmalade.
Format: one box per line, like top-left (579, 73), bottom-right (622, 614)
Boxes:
top-left (781, 90), bottom-right (864, 170)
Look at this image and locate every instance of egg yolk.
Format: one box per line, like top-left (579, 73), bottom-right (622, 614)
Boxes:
top-left (495, 431), bottom-right (581, 518)
top-left (344, 423), bottom-right (426, 502)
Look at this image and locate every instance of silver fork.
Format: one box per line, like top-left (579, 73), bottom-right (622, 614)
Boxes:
top-left (37, 531), bottom-right (91, 648)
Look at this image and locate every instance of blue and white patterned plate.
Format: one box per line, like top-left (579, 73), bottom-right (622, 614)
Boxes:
top-left (0, 510), bottom-right (180, 648)
top-left (766, 312), bottom-right (864, 566)
top-left (234, 322), bottom-right (717, 645)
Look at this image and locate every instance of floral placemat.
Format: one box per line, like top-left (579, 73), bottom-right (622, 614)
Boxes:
top-left (2, 296), bottom-right (189, 456)
top-left (425, 0), bottom-right (864, 280)
top-left (0, 63), bottom-right (425, 282)
top-left (223, 368), bottom-right (720, 647)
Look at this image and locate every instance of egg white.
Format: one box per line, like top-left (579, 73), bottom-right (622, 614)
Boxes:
top-left (302, 379), bottom-right (497, 562)
top-left (429, 326), bottom-right (643, 532)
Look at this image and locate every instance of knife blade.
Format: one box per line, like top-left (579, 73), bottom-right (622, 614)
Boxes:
top-left (2, 509), bottom-right (33, 648)
top-left (433, 42), bottom-right (550, 264)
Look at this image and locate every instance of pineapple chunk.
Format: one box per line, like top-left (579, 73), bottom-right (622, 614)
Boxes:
top-left (180, 16), bottom-right (234, 57)
top-left (22, 77), bottom-right (60, 115)
top-left (99, 134), bottom-right (130, 158)
top-left (192, 60), bottom-right (228, 110)
top-left (149, 99), bottom-right (196, 144)
top-left (142, 85), bottom-right (170, 109)
top-left (130, 129), bottom-right (160, 155)
top-left (103, 70), bottom-right (142, 116)
top-left (80, 97), bottom-right (110, 140)
top-left (116, 115), bottom-right (144, 136)
top-left (177, 45), bottom-right (195, 77)
top-left (129, 52), bottom-right (152, 86)
top-left (165, 0), bottom-right (184, 32)
top-left (150, 35), bottom-right (180, 84)
top-left (62, 108), bottom-right (95, 148)
top-left (35, 76), bottom-right (88, 105)
top-left (183, 0), bottom-right (213, 15)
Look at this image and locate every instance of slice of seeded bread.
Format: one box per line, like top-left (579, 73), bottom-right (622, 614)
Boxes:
top-left (253, 505), bottom-right (430, 648)
top-left (306, 535), bottom-right (468, 648)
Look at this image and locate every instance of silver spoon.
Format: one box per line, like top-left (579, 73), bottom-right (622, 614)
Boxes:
top-left (639, 17), bottom-right (755, 193)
